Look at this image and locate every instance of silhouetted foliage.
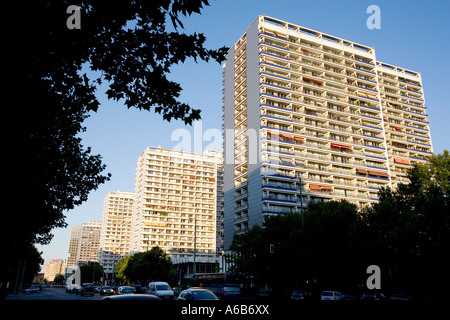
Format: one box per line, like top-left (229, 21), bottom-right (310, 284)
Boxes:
top-left (1, 244), bottom-right (43, 296)
top-left (80, 262), bottom-right (104, 284)
top-left (124, 247), bottom-right (175, 285)
top-left (230, 200), bottom-right (366, 295)
top-left (3, 0), bottom-right (226, 297)
top-left (362, 150), bottom-right (450, 299)
top-left (230, 151), bottom-right (450, 300)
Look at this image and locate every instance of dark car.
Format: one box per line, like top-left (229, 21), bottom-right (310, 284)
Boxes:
top-left (72, 285), bottom-right (83, 294)
top-left (81, 283), bottom-right (96, 296)
top-left (361, 291), bottom-right (386, 301)
top-left (100, 286), bottom-right (115, 296)
top-left (342, 294), bottom-right (356, 301)
top-left (291, 290), bottom-right (304, 301)
top-left (102, 294), bottom-right (161, 301)
top-left (134, 285), bottom-right (147, 294)
top-left (390, 294), bottom-right (411, 301)
top-left (177, 288), bottom-right (219, 300)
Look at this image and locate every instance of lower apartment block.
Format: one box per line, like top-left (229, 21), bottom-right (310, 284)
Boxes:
top-left (131, 146), bottom-right (223, 261)
top-left (99, 191), bottom-right (135, 276)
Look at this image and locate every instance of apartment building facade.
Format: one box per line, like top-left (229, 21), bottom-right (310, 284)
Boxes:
top-left (44, 259), bottom-right (66, 283)
top-left (76, 221), bottom-right (102, 265)
top-left (99, 191), bottom-right (134, 276)
top-left (223, 15), bottom-right (432, 249)
top-left (67, 226), bottom-right (81, 267)
top-left (132, 146), bottom-right (223, 261)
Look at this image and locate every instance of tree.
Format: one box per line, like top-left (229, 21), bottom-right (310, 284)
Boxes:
top-left (80, 262), bottom-right (104, 284)
top-left (300, 200), bottom-right (367, 291)
top-left (1, 244), bottom-right (43, 296)
top-left (124, 247), bottom-right (175, 285)
top-left (53, 274), bottom-right (65, 285)
top-left (114, 255), bottom-right (132, 285)
top-left (230, 152), bottom-right (450, 299)
top-left (3, 0), bottom-right (227, 297)
top-left (230, 200), bottom-right (364, 295)
top-left (362, 151), bottom-right (450, 299)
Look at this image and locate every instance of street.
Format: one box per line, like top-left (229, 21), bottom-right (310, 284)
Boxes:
top-left (3, 285), bottom-right (424, 319)
top-left (6, 286), bottom-right (104, 301)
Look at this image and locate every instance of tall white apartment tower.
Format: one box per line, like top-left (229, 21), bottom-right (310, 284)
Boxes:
top-left (132, 146), bottom-right (223, 260)
top-left (99, 191), bottom-right (134, 276)
top-left (222, 15), bottom-right (432, 249)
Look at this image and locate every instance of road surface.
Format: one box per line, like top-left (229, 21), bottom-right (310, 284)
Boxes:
top-left (6, 286), bottom-right (104, 300)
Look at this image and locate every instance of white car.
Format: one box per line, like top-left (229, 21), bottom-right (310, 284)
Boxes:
top-left (321, 291), bottom-right (342, 301)
top-left (23, 285), bottom-right (40, 293)
top-left (147, 281), bottom-right (175, 299)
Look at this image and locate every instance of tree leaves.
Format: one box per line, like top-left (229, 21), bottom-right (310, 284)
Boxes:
top-left (4, 1), bottom-right (226, 288)
top-left (122, 247), bottom-right (174, 284)
top-left (362, 151), bottom-right (450, 298)
top-left (230, 201), bottom-right (365, 292)
top-left (84, 0), bottom-right (228, 125)
top-left (230, 155), bottom-right (450, 299)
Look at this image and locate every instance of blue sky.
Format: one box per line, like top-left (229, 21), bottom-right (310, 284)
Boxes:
top-left (37, 0), bottom-right (450, 266)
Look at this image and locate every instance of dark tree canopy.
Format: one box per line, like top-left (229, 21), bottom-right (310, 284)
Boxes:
top-left (80, 262), bottom-right (105, 284)
top-left (230, 200), bottom-right (366, 295)
top-left (3, 0), bottom-right (226, 297)
top-left (18, 0), bottom-right (227, 123)
top-left (230, 151), bottom-right (450, 300)
top-left (362, 151), bottom-right (450, 298)
top-left (5, 0), bottom-right (226, 245)
top-left (124, 247), bottom-right (174, 285)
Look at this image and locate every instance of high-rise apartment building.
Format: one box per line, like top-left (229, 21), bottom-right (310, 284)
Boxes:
top-left (222, 15), bottom-right (432, 249)
top-left (76, 221), bottom-right (102, 265)
top-left (44, 259), bottom-right (66, 283)
top-left (132, 146), bottom-right (223, 261)
top-left (99, 191), bottom-right (134, 276)
top-left (67, 226), bottom-right (81, 267)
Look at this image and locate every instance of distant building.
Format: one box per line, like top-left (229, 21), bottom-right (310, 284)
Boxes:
top-left (67, 226), bottom-right (81, 267)
top-left (76, 221), bottom-right (101, 265)
top-left (131, 146), bottom-right (223, 267)
top-left (44, 259), bottom-right (66, 283)
top-left (99, 191), bottom-right (134, 278)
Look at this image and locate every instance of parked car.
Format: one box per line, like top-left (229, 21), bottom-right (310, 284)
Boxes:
top-left (118, 286), bottom-right (135, 294)
top-left (361, 291), bottom-right (386, 301)
top-left (81, 283), bottom-right (95, 296)
top-left (66, 284), bottom-right (75, 293)
top-left (342, 294), bottom-right (356, 301)
top-left (102, 294), bottom-right (161, 301)
top-left (321, 291), bottom-right (342, 301)
top-left (23, 285), bottom-right (40, 293)
top-left (147, 281), bottom-right (175, 300)
top-left (390, 293), bottom-right (411, 301)
top-left (99, 286), bottom-right (115, 296)
top-left (72, 284), bottom-right (83, 294)
top-left (291, 290), bottom-right (305, 301)
top-left (177, 288), bottom-right (219, 300)
top-left (134, 285), bottom-right (147, 294)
